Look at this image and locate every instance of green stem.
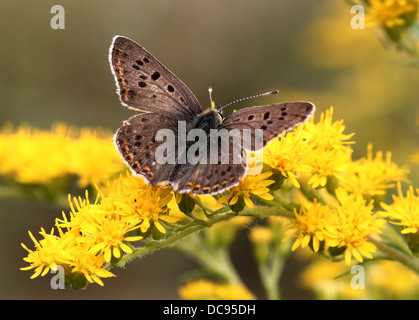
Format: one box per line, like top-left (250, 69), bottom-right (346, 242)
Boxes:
top-left (176, 236), bottom-right (243, 285)
top-left (369, 236), bottom-right (419, 275)
top-left (108, 201), bottom-right (297, 271)
top-left (259, 257), bottom-right (283, 300)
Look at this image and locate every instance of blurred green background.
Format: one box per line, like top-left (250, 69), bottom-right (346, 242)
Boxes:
top-left (1, 0), bottom-right (418, 299)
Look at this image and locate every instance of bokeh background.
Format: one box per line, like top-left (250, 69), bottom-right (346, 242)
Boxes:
top-left (1, 0), bottom-right (418, 299)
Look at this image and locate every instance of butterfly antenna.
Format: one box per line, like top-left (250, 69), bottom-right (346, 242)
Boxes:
top-left (218, 90), bottom-right (279, 113)
top-left (208, 86), bottom-right (216, 109)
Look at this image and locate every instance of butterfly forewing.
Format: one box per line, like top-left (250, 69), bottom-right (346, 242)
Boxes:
top-left (222, 102), bottom-right (315, 150)
top-left (109, 36), bottom-right (202, 120)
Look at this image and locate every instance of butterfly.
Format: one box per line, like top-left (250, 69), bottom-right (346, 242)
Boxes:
top-left (109, 36), bottom-right (315, 195)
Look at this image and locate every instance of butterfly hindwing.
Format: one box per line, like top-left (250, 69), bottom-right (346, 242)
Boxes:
top-left (109, 36), bottom-right (202, 120)
top-left (114, 113), bottom-right (178, 185)
top-left (169, 136), bottom-right (246, 195)
top-left (222, 102), bottom-right (315, 150)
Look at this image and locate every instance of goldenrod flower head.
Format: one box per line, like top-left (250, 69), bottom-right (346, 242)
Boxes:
top-left (302, 107), bottom-right (355, 153)
top-left (342, 144), bottom-right (409, 197)
top-left (327, 188), bottom-right (386, 265)
top-left (382, 183), bottom-right (419, 234)
top-left (282, 198), bottom-right (337, 253)
top-left (302, 107), bottom-right (354, 188)
top-left (178, 279), bottom-right (254, 300)
top-left (306, 148), bottom-right (352, 188)
top-left (263, 126), bottom-right (313, 188)
top-left (98, 173), bottom-right (176, 234)
top-left (366, 0), bottom-right (418, 28)
top-left (67, 243), bottom-right (116, 286)
top-left (217, 172), bottom-right (274, 209)
top-left (20, 228), bottom-right (74, 278)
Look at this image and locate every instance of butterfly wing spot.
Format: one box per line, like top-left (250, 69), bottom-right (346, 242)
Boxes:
top-left (263, 112), bottom-right (270, 120)
top-left (118, 77), bottom-right (128, 85)
top-left (193, 184), bottom-right (201, 193)
top-left (132, 161), bottom-right (141, 169)
top-left (202, 186), bottom-right (211, 194)
top-left (135, 59), bottom-right (144, 66)
top-left (151, 71), bottom-right (161, 80)
top-left (113, 48), bottom-right (128, 58)
top-left (143, 57), bottom-right (150, 63)
top-left (132, 64), bottom-right (140, 70)
top-left (167, 85), bottom-right (175, 92)
top-left (184, 182), bottom-right (192, 188)
top-left (121, 88), bottom-right (136, 101)
top-left (138, 81), bottom-right (147, 88)
top-left (248, 115), bottom-right (254, 120)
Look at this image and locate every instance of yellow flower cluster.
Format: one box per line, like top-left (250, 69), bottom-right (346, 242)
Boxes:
top-left (19, 106), bottom-right (414, 287)
top-left (264, 108), bottom-right (354, 189)
top-left (382, 183), bottom-right (419, 234)
top-left (283, 189), bottom-right (386, 264)
top-left (302, 257), bottom-right (419, 299)
top-left (21, 173), bottom-right (176, 287)
top-left (178, 279), bottom-right (254, 300)
top-left (0, 123), bottom-right (125, 187)
top-left (366, 0), bottom-right (419, 28)
top-left (263, 108), bottom-right (408, 264)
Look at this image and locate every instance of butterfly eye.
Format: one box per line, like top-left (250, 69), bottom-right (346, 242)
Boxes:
top-left (216, 111), bottom-right (223, 121)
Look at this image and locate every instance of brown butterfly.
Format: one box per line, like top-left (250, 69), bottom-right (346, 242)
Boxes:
top-left (109, 36), bottom-right (315, 195)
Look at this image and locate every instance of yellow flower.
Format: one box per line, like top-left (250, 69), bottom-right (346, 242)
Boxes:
top-left (20, 228), bottom-right (74, 278)
top-left (21, 227), bottom-right (116, 286)
top-left (263, 126), bottom-right (313, 188)
top-left (301, 107), bottom-right (355, 153)
top-left (178, 279), bottom-right (254, 300)
top-left (217, 172), bottom-right (275, 209)
top-left (83, 214), bottom-right (143, 262)
top-left (282, 198), bottom-right (337, 253)
top-left (302, 107), bottom-right (354, 188)
top-left (67, 242), bottom-right (116, 286)
top-left (342, 144), bottom-right (409, 198)
top-left (382, 183), bottom-right (419, 234)
top-left (366, 0), bottom-right (418, 28)
top-left (306, 148), bottom-right (352, 188)
top-left (98, 173), bottom-right (177, 234)
top-left (327, 189), bottom-right (386, 265)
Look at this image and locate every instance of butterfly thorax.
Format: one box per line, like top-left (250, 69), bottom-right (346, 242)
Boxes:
top-left (192, 109), bottom-right (223, 134)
